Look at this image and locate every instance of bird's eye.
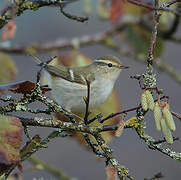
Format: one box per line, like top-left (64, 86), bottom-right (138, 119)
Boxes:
top-left (108, 63), bottom-right (113, 67)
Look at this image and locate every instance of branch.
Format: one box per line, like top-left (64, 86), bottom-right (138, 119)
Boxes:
top-left (0, 22), bottom-right (127, 54)
top-left (94, 133), bottom-right (133, 180)
top-left (28, 156), bottom-right (71, 180)
top-left (99, 96), bottom-right (181, 124)
top-left (147, 0), bottom-right (160, 68)
top-left (123, 112), bottom-right (181, 162)
top-left (107, 45), bottom-right (181, 86)
top-left (60, 5), bottom-right (88, 23)
top-left (0, 19), bottom-right (180, 85)
top-left (0, 0), bottom-right (79, 29)
top-left (83, 133), bottom-right (105, 156)
top-left (126, 0), bottom-right (181, 16)
top-left (144, 172), bottom-right (164, 180)
top-left (135, 125), bottom-right (181, 161)
top-left (18, 116), bottom-right (119, 134)
top-left (5, 130), bottom-right (71, 177)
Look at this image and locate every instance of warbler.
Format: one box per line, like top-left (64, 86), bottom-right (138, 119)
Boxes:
top-left (32, 55), bottom-right (129, 112)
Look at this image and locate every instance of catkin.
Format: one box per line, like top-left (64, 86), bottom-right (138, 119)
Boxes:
top-left (141, 92), bottom-right (148, 111)
top-left (160, 117), bottom-right (173, 144)
top-left (153, 102), bottom-right (162, 131)
top-left (145, 90), bottom-right (155, 111)
top-left (162, 107), bottom-right (176, 131)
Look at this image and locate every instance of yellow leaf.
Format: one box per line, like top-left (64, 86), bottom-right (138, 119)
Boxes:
top-left (0, 53), bottom-right (17, 84)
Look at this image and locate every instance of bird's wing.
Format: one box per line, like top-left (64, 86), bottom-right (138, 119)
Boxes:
top-left (44, 65), bottom-right (95, 85)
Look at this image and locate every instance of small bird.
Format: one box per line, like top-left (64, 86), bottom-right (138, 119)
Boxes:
top-left (32, 55), bottom-right (129, 112)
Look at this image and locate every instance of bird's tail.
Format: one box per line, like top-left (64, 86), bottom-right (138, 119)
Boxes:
top-left (29, 54), bottom-right (44, 66)
top-left (29, 54), bottom-right (57, 67)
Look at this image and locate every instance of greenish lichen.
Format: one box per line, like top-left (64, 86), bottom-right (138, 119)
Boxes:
top-left (16, 104), bottom-right (27, 111)
top-left (142, 71), bottom-right (157, 88)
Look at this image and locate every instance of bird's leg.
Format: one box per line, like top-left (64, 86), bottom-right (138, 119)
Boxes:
top-left (84, 80), bottom-right (91, 125)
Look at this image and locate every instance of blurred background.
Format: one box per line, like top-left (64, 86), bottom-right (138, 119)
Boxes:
top-left (0, 0), bottom-right (181, 180)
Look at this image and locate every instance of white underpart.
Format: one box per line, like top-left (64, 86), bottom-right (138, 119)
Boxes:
top-left (45, 72), bottom-right (118, 112)
top-left (94, 60), bottom-right (119, 66)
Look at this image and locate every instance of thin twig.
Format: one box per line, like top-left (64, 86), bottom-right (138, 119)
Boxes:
top-left (87, 113), bottom-right (103, 124)
top-left (147, 0), bottom-right (161, 68)
top-left (100, 96), bottom-right (169, 123)
top-left (144, 172), bottom-right (164, 180)
top-left (28, 156), bottom-right (71, 180)
top-left (171, 111), bottom-right (181, 121)
top-left (153, 137), bottom-right (179, 145)
top-left (60, 5), bottom-right (88, 23)
top-left (127, 0), bottom-right (181, 16)
top-left (0, 0), bottom-right (79, 29)
top-left (135, 126), bottom-right (181, 161)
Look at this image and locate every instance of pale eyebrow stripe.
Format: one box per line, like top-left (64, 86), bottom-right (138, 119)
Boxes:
top-left (94, 60), bottom-right (118, 66)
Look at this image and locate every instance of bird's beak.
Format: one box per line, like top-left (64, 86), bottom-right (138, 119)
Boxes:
top-left (119, 65), bottom-right (129, 69)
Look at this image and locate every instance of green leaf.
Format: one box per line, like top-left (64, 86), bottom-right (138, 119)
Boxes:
top-left (0, 53), bottom-right (18, 84)
top-left (124, 24), bottom-right (164, 58)
top-left (20, 135), bottom-right (42, 159)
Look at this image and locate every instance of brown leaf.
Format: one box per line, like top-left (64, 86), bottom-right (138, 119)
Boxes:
top-left (106, 166), bottom-right (118, 180)
top-left (109, 0), bottom-right (152, 23)
top-left (115, 119), bottom-right (124, 137)
top-left (109, 0), bottom-right (124, 23)
top-left (10, 81), bottom-right (36, 94)
top-left (0, 80), bottom-right (51, 94)
top-left (0, 116), bottom-right (22, 175)
top-left (1, 20), bottom-right (16, 41)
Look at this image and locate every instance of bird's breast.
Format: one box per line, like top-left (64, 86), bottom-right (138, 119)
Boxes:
top-left (44, 71), bottom-right (115, 112)
top-left (90, 79), bottom-right (114, 108)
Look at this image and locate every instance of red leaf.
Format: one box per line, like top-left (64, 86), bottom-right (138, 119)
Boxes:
top-left (109, 0), bottom-right (125, 23)
top-left (0, 116), bottom-right (22, 173)
top-left (17, 161), bottom-right (23, 172)
top-left (1, 20), bottom-right (16, 41)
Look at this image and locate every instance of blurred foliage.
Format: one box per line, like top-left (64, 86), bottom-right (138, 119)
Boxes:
top-left (0, 0), bottom-right (180, 179)
top-left (123, 24), bottom-right (163, 57)
top-left (0, 53), bottom-right (17, 84)
top-left (0, 116), bottom-right (22, 176)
